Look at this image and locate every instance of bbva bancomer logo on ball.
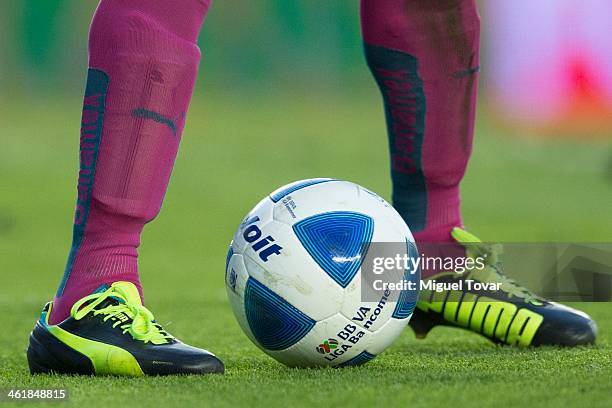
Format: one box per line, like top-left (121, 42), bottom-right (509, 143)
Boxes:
top-left (225, 178), bottom-right (420, 368)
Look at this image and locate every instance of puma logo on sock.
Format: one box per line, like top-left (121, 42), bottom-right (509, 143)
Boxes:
top-left (131, 108), bottom-right (184, 136)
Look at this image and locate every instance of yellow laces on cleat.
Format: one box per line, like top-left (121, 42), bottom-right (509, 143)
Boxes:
top-left (451, 227), bottom-right (544, 306)
top-left (70, 284), bottom-right (173, 344)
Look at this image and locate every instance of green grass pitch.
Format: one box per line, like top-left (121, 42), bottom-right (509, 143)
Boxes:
top-left (1, 90), bottom-right (611, 407)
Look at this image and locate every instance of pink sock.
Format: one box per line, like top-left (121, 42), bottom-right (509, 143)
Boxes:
top-left (50, 0), bottom-right (211, 324)
top-left (361, 0), bottom-right (480, 276)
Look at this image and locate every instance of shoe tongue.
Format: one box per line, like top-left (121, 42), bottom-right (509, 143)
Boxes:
top-left (451, 227), bottom-right (482, 244)
top-left (110, 281), bottom-right (143, 306)
top-left (109, 282), bottom-right (160, 340)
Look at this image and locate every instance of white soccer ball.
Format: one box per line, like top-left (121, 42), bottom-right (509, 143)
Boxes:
top-left (225, 178), bottom-right (419, 367)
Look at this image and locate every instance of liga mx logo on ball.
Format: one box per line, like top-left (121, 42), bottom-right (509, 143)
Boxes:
top-left (225, 178), bottom-right (420, 367)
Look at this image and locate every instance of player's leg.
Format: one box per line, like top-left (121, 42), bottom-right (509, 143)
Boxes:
top-left (361, 0), bottom-right (597, 346)
top-left (361, 0), bottom-right (478, 247)
top-left (27, 0), bottom-right (224, 375)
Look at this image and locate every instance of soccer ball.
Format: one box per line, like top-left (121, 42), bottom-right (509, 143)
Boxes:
top-left (225, 178), bottom-right (419, 367)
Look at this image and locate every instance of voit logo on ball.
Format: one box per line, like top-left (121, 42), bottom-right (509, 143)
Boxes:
top-left (316, 338), bottom-right (338, 354)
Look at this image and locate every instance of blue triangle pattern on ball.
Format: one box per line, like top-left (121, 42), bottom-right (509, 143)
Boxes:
top-left (244, 277), bottom-right (316, 351)
top-left (392, 239), bottom-right (420, 319)
top-left (293, 211), bottom-right (374, 288)
top-left (336, 350), bottom-right (376, 367)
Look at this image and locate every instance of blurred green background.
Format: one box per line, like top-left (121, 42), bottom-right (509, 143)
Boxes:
top-left (1, 0), bottom-right (611, 302)
top-left (0, 1), bottom-right (365, 93)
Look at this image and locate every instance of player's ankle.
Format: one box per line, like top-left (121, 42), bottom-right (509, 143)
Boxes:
top-left (413, 224), bottom-right (466, 279)
top-left (413, 221), bottom-right (462, 243)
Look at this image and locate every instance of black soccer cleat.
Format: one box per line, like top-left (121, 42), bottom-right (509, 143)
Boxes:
top-left (409, 228), bottom-right (598, 347)
top-left (27, 281), bottom-right (224, 376)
